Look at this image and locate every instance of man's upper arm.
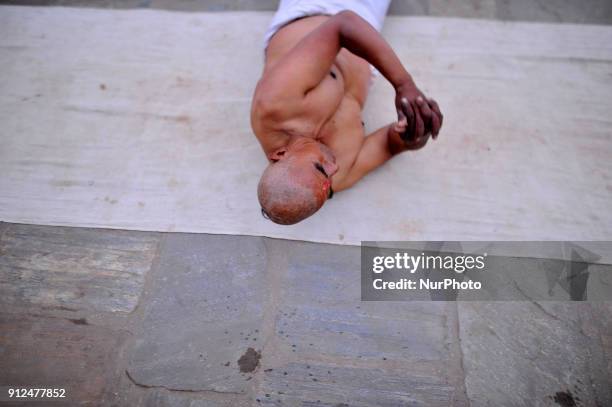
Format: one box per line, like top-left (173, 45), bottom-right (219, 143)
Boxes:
top-left (255, 14), bottom-right (346, 109)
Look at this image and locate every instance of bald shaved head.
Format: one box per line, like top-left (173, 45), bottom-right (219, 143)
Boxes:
top-left (258, 160), bottom-right (321, 225)
top-left (257, 137), bottom-right (338, 225)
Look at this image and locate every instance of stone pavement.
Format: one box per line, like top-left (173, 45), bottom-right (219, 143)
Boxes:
top-left (2, 0), bottom-right (612, 24)
top-left (1, 1), bottom-right (611, 405)
top-left (1, 222), bottom-right (611, 406)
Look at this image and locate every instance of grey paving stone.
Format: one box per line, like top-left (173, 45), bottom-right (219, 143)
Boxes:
top-left (585, 302), bottom-right (612, 380)
top-left (0, 223), bottom-right (159, 313)
top-left (140, 390), bottom-right (247, 407)
top-left (148, 0), bottom-right (279, 12)
top-left (458, 302), bottom-right (612, 407)
top-left (3, 0), bottom-right (612, 23)
top-left (274, 242), bottom-right (452, 359)
top-left (258, 362), bottom-right (455, 406)
top-left (0, 313), bottom-right (126, 406)
top-left (0, 0), bottom-right (147, 8)
top-left (388, 0), bottom-right (429, 16)
top-left (430, 0), bottom-right (496, 19)
top-left (495, 0), bottom-right (612, 25)
top-left (262, 241), bottom-right (467, 406)
top-left (126, 234), bottom-right (268, 395)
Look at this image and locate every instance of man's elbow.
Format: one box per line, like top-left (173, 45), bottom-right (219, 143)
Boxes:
top-left (335, 10), bottom-right (354, 31)
top-left (335, 10), bottom-right (359, 22)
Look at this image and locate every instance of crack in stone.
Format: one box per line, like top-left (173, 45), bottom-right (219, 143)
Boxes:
top-left (513, 281), bottom-right (590, 339)
top-left (124, 369), bottom-right (241, 395)
top-left (454, 303), bottom-right (471, 407)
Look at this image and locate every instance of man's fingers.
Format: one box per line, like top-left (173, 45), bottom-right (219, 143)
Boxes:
top-left (430, 111), bottom-right (441, 139)
top-left (401, 97), bottom-right (415, 127)
top-left (412, 101), bottom-right (425, 140)
top-left (428, 98), bottom-right (443, 128)
top-left (396, 97), bottom-right (407, 121)
top-left (416, 96), bottom-right (435, 138)
top-left (416, 96), bottom-right (433, 122)
top-left (401, 98), bottom-right (416, 140)
top-left (393, 122), bottom-right (407, 133)
top-left (396, 107), bottom-right (406, 122)
top-left (393, 115), bottom-right (407, 132)
top-left (426, 98), bottom-right (441, 138)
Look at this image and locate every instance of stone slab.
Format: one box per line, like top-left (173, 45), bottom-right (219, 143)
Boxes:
top-left (2, 0), bottom-right (612, 24)
top-left (275, 244), bottom-right (450, 361)
top-left (137, 390), bottom-right (252, 407)
top-left (495, 0), bottom-right (612, 24)
top-left (258, 362), bottom-right (455, 406)
top-left (0, 223), bottom-right (159, 313)
top-left (458, 302), bottom-right (612, 407)
top-left (0, 313), bottom-right (125, 406)
top-left (260, 241), bottom-right (467, 406)
top-left (126, 234), bottom-right (268, 395)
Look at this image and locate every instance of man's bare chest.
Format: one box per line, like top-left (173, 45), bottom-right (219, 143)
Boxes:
top-left (318, 95), bottom-right (366, 182)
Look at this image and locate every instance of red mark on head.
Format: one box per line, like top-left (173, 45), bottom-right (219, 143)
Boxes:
top-left (322, 179), bottom-right (331, 191)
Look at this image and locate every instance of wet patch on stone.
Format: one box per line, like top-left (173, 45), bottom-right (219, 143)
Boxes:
top-left (238, 347), bottom-right (261, 373)
top-left (551, 390), bottom-right (577, 407)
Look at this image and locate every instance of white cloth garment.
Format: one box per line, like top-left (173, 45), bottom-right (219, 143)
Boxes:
top-left (264, 0), bottom-right (392, 79)
top-left (264, 0), bottom-right (392, 47)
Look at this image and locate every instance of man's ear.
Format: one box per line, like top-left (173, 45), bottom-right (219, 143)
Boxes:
top-left (268, 147), bottom-right (288, 163)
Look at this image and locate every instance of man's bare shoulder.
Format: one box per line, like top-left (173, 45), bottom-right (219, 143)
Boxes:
top-left (264, 15), bottom-right (331, 69)
top-left (252, 17), bottom-right (346, 150)
top-left (251, 13), bottom-right (376, 171)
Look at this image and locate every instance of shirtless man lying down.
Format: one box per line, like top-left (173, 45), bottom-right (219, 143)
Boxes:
top-left (251, 0), bottom-right (443, 225)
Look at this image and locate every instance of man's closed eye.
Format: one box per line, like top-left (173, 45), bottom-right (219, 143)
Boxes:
top-left (314, 163), bottom-right (328, 178)
top-left (314, 162), bottom-right (334, 199)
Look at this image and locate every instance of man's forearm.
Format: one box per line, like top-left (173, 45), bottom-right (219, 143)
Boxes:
top-left (334, 11), bottom-right (443, 141)
top-left (335, 122), bottom-right (410, 192)
top-left (335, 11), bottom-right (414, 90)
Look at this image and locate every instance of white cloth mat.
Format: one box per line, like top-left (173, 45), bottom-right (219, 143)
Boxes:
top-left (1, 6), bottom-right (611, 244)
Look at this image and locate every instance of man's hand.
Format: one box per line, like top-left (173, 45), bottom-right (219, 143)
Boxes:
top-left (395, 81), bottom-right (443, 144)
top-left (391, 112), bottom-right (429, 150)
